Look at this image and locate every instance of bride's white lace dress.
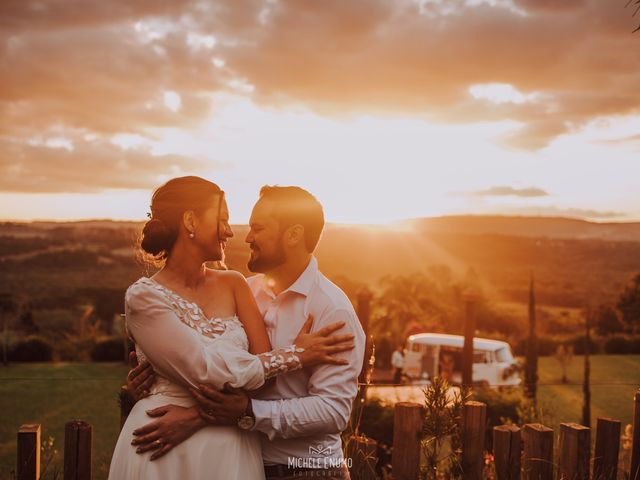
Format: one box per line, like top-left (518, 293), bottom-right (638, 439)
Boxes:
top-left (108, 278), bottom-right (301, 480)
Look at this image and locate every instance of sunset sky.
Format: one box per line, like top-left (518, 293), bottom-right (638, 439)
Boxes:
top-left (1, 0), bottom-right (639, 225)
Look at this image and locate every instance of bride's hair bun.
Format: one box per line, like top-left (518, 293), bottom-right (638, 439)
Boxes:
top-left (141, 218), bottom-right (174, 257)
top-left (136, 176), bottom-right (223, 265)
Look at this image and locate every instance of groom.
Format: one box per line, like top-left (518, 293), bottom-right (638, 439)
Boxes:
top-left (125, 186), bottom-right (365, 479)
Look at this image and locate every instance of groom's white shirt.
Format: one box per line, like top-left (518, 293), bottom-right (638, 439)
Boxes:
top-left (247, 256), bottom-right (366, 467)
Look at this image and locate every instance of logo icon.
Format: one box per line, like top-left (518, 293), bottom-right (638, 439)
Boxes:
top-left (309, 444), bottom-right (332, 456)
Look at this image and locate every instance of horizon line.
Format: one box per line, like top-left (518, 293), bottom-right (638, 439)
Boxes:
top-left (2, 213), bottom-right (640, 226)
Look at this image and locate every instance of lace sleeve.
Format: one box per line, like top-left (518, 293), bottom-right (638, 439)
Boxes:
top-left (257, 345), bottom-right (305, 380)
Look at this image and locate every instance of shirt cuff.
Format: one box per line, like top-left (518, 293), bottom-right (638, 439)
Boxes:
top-left (250, 398), bottom-right (277, 436)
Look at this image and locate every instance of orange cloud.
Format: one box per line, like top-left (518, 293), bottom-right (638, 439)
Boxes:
top-left (1, 28), bottom-right (224, 136)
top-left (214, 0), bottom-right (640, 148)
top-left (471, 186), bottom-right (549, 198)
top-left (0, 136), bottom-right (216, 193)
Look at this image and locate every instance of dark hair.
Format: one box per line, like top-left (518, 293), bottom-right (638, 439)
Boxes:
top-left (258, 185), bottom-right (324, 252)
top-left (139, 176), bottom-right (223, 262)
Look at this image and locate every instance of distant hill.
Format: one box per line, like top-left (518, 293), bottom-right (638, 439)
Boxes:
top-left (2, 216), bottom-right (640, 309)
top-left (6, 215), bottom-right (640, 240)
top-left (401, 216), bottom-right (640, 242)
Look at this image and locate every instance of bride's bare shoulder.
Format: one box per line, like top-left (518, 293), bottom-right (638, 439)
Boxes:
top-left (205, 268), bottom-right (247, 289)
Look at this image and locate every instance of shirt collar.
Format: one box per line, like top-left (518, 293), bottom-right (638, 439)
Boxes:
top-left (286, 256), bottom-right (318, 297)
top-left (255, 256), bottom-right (318, 299)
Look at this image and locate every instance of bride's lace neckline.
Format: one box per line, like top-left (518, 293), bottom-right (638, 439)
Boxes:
top-left (142, 277), bottom-right (236, 322)
top-left (139, 277), bottom-right (240, 339)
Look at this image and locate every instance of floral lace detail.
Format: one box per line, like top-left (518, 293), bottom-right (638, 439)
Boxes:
top-left (258, 345), bottom-right (305, 380)
top-left (133, 277), bottom-right (305, 384)
top-left (140, 278), bottom-right (243, 342)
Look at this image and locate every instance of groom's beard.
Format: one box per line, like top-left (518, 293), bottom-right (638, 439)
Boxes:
top-left (247, 241), bottom-right (286, 273)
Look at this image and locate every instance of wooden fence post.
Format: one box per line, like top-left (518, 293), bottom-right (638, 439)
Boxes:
top-left (347, 435), bottom-right (378, 480)
top-left (462, 401), bottom-right (486, 480)
top-left (593, 417), bottom-right (621, 480)
top-left (17, 424), bottom-right (40, 480)
top-left (558, 423), bottom-right (590, 480)
top-left (522, 423), bottom-right (554, 480)
top-left (392, 402), bottom-right (424, 480)
top-left (631, 390), bottom-right (640, 480)
top-left (64, 420), bottom-right (92, 480)
top-left (493, 425), bottom-right (521, 480)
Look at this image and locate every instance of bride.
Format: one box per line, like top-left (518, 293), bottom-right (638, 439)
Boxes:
top-left (108, 176), bottom-right (354, 480)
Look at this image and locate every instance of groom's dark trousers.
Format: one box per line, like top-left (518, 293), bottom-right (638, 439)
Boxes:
top-left (264, 464), bottom-right (351, 479)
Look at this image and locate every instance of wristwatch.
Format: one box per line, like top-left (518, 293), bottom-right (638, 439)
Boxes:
top-left (237, 400), bottom-right (255, 430)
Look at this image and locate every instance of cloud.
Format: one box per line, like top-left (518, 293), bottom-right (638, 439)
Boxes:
top-left (0, 1), bottom-right (232, 192)
top-left (472, 186), bottom-right (549, 198)
top-left (0, 136), bottom-right (217, 193)
top-left (597, 133), bottom-right (640, 145)
top-left (0, 0), bottom-right (196, 33)
top-left (0, 26), bottom-right (226, 137)
top-left (503, 205), bottom-right (626, 219)
top-left (512, 0), bottom-right (586, 12)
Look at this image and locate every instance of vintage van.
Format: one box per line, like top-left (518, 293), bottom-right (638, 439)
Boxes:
top-left (402, 333), bottom-right (520, 387)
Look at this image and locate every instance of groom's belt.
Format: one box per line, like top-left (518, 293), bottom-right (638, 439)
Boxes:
top-left (264, 464), bottom-right (310, 477)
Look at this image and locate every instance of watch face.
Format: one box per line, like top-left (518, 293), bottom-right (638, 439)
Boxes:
top-left (237, 415), bottom-right (255, 430)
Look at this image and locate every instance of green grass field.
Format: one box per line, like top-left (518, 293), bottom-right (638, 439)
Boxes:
top-left (0, 356), bottom-right (638, 479)
top-left (0, 362), bottom-right (129, 480)
top-left (537, 354), bottom-right (639, 429)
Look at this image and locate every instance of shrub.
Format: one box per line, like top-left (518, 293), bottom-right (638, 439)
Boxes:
top-left (90, 336), bottom-right (125, 362)
top-left (472, 387), bottom-right (527, 425)
top-left (357, 397), bottom-right (395, 446)
top-left (9, 336), bottom-right (53, 362)
top-left (471, 387), bottom-right (542, 450)
top-left (568, 334), bottom-right (600, 355)
top-left (514, 334), bottom-right (602, 356)
top-left (421, 377), bottom-right (469, 479)
top-left (513, 336), bottom-right (558, 356)
top-left (603, 335), bottom-right (640, 354)
top-left (54, 336), bottom-right (95, 362)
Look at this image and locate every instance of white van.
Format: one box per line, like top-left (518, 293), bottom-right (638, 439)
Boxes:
top-left (402, 333), bottom-right (520, 387)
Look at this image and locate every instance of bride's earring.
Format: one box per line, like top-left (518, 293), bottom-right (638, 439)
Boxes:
top-left (189, 231), bottom-right (195, 239)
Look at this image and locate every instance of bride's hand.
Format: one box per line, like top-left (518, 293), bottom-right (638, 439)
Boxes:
top-left (293, 316), bottom-right (355, 368)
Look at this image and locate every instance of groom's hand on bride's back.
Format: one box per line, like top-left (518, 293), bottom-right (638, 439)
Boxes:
top-left (129, 383), bottom-right (247, 461)
top-left (125, 351), bottom-right (156, 402)
top-left (190, 383), bottom-right (250, 426)
top-left (131, 404), bottom-right (206, 461)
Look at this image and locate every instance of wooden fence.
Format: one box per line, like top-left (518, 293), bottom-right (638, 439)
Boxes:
top-left (14, 390), bottom-right (640, 480)
top-left (17, 420), bottom-right (92, 480)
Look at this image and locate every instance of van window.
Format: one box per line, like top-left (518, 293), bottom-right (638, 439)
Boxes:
top-left (473, 351), bottom-right (488, 363)
top-left (495, 347), bottom-right (513, 363)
